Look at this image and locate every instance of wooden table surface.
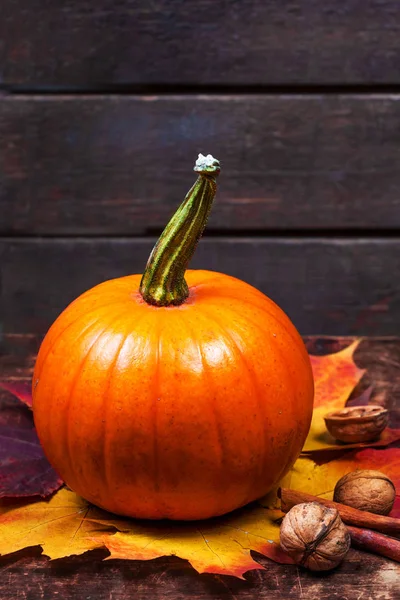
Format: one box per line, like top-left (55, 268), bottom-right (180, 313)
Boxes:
top-left (1, 334), bottom-right (399, 600)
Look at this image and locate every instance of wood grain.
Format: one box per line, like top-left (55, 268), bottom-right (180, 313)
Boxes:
top-left (1, 238), bottom-right (400, 335)
top-left (2, 1), bottom-right (400, 87)
top-left (0, 550), bottom-right (398, 600)
top-left (2, 95), bottom-right (400, 234)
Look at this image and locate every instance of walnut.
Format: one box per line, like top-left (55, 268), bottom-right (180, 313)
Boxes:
top-left (324, 405), bottom-right (388, 443)
top-left (334, 470), bottom-right (396, 515)
top-left (279, 502), bottom-right (350, 571)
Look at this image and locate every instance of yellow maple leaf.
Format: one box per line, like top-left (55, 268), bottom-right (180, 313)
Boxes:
top-left (0, 488), bottom-right (115, 559)
top-left (91, 504), bottom-right (293, 578)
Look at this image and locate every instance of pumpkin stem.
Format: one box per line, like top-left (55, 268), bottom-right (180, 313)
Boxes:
top-left (139, 154), bottom-right (220, 306)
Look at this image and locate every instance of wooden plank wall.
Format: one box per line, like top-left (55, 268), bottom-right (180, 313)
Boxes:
top-left (1, 1), bottom-right (400, 335)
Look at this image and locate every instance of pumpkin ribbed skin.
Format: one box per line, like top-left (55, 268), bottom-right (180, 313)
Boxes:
top-left (33, 270), bottom-right (314, 520)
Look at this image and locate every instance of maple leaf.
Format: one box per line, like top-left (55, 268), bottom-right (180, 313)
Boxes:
top-left (91, 504), bottom-right (293, 578)
top-left (0, 386), bottom-right (63, 498)
top-left (0, 488), bottom-right (115, 559)
top-left (304, 340), bottom-right (400, 452)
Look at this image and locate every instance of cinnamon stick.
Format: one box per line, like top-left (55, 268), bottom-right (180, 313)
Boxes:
top-left (279, 488), bottom-right (400, 536)
top-left (347, 526), bottom-right (400, 563)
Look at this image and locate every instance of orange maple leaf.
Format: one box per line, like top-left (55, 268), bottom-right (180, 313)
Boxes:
top-left (0, 488), bottom-right (115, 559)
top-left (304, 340), bottom-right (400, 452)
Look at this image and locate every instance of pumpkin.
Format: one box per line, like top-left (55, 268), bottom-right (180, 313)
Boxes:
top-left (32, 154), bottom-right (314, 520)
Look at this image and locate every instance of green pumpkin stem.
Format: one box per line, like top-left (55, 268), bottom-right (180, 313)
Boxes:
top-left (139, 154), bottom-right (220, 306)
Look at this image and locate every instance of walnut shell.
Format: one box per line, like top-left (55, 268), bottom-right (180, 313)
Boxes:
top-left (334, 470), bottom-right (396, 515)
top-left (279, 502), bottom-right (351, 571)
top-left (324, 405), bottom-right (388, 443)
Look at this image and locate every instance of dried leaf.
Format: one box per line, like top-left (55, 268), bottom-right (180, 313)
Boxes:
top-left (0, 381), bottom-right (32, 409)
top-left (91, 504), bottom-right (292, 578)
top-left (0, 390), bottom-right (63, 498)
top-left (304, 341), bottom-right (400, 452)
top-left (0, 488), bottom-right (114, 559)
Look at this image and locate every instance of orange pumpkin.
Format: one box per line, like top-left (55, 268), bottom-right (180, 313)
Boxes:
top-left (33, 154), bottom-right (314, 520)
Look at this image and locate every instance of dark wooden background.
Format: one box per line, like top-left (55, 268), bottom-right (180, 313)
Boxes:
top-left (2, 0), bottom-right (400, 336)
